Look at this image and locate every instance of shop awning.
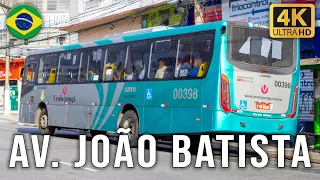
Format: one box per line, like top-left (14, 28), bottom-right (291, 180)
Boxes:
top-left (59, 2), bottom-right (167, 32)
top-left (300, 58), bottom-right (320, 69)
top-left (0, 58), bottom-right (25, 63)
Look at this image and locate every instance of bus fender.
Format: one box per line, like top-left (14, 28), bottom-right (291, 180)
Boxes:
top-left (34, 102), bottom-right (46, 125)
top-left (117, 103), bottom-right (139, 128)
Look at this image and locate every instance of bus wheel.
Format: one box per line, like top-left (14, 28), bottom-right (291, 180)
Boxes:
top-left (39, 108), bottom-right (55, 135)
top-left (118, 110), bottom-right (139, 147)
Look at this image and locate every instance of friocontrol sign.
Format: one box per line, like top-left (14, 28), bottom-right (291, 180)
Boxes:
top-left (6, 4), bottom-right (42, 40)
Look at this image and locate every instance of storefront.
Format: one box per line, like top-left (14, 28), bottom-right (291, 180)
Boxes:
top-left (0, 58), bottom-right (24, 112)
top-left (59, 2), bottom-right (169, 43)
top-left (140, 4), bottom-right (193, 28)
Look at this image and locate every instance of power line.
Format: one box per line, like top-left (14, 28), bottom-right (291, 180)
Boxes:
top-left (0, 0), bottom-right (178, 51)
top-left (41, 0), bottom-right (142, 29)
top-left (0, 2), bottom-right (11, 10)
top-left (0, 0), bottom-right (142, 49)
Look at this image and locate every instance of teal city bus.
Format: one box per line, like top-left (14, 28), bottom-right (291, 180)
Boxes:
top-left (19, 21), bottom-right (300, 147)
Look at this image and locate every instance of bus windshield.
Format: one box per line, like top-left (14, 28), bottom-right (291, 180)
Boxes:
top-left (230, 26), bottom-right (295, 69)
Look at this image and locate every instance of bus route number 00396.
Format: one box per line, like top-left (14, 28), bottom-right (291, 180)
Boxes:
top-left (173, 88), bottom-right (198, 100)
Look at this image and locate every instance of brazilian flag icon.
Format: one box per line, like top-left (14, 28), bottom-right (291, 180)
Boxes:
top-left (6, 4), bottom-right (42, 40)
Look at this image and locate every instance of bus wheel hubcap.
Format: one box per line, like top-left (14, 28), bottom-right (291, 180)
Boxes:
top-left (123, 118), bottom-right (134, 140)
top-left (40, 115), bottom-right (48, 129)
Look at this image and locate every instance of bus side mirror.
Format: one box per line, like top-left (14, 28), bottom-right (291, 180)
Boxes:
top-left (20, 68), bottom-right (24, 78)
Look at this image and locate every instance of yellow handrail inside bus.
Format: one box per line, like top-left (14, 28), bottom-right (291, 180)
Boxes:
top-left (198, 62), bottom-right (209, 77)
top-left (48, 68), bottom-right (56, 83)
top-left (27, 72), bottom-right (34, 81)
top-left (87, 71), bottom-right (93, 80)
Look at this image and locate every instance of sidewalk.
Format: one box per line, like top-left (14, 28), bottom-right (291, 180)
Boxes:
top-left (0, 113), bottom-right (19, 122)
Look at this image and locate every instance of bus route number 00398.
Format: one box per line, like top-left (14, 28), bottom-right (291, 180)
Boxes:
top-left (173, 88), bottom-right (198, 100)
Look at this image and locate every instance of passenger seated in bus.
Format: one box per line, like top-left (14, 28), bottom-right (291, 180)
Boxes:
top-left (26, 65), bottom-right (34, 82)
top-left (189, 58), bottom-right (203, 77)
top-left (113, 66), bottom-right (122, 81)
top-left (178, 55), bottom-right (192, 77)
top-left (155, 59), bottom-right (167, 79)
top-left (79, 68), bottom-right (86, 81)
top-left (126, 68), bottom-right (134, 81)
top-left (139, 65), bottom-right (145, 80)
top-left (175, 58), bottom-right (182, 77)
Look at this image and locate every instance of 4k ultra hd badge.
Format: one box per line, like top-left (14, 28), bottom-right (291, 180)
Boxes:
top-left (270, 4), bottom-right (315, 38)
top-left (6, 4), bottom-right (42, 40)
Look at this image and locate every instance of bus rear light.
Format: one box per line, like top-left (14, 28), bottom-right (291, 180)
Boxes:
top-left (65, 102), bottom-right (71, 105)
top-left (117, 103), bottom-right (124, 106)
top-left (92, 102), bottom-right (97, 106)
top-left (260, 69), bottom-right (269, 73)
top-left (161, 104), bottom-right (168, 108)
top-left (45, 102), bottom-right (50, 105)
top-left (286, 84), bottom-right (299, 118)
top-left (26, 102), bottom-right (30, 105)
top-left (220, 74), bottom-right (231, 113)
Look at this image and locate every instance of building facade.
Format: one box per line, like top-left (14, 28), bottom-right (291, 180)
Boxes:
top-left (59, 0), bottom-right (191, 42)
top-left (0, 0), bottom-right (76, 58)
top-left (0, 0), bottom-right (77, 112)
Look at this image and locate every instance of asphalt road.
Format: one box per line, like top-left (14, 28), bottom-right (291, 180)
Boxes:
top-left (0, 121), bottom-right (320, 180)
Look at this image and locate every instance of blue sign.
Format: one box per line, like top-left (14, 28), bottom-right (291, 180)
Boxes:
top-left (239, 100), bottom-right (247, 110)
top-left (146, 88), bottom-right (152, 100)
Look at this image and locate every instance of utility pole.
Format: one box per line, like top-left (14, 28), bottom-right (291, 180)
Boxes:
top-left (1, 1), bottom-right (11, 116)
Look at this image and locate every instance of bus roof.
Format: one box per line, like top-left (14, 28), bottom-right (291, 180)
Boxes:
top-left (27, 21), bottom-right (230, 56)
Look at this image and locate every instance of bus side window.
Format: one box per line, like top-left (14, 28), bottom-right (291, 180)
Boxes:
top-left (57, 51), bottom-right (80, 84)
top-left (176, 33), bottom-right (214, 79)
top-left (126, 41), bottom-right (150, 81)
top-left (38, 54), bottom-right (58, 84)
top-left (23, 63), bottom-right (37, 84)
top-left (148, 37), bottom-right (177, 80)
top-left (86, 48), bottom-right (103, 82)
top-left (104, 45), bottom-right (127, 82)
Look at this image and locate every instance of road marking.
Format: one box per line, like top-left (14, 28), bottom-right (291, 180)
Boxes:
top-left (0, 120), bottom-right (8, 123)
top-left (59, 161), bottom-right (98, 172)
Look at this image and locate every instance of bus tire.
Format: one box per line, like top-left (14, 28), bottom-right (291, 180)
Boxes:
top-left (39, 108), bottom-right (55, 135)
top-left (118, 110), bottom-right (139, 147)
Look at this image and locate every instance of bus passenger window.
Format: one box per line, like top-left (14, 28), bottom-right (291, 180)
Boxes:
top-left (104, 45), bottom-right (127, 82)
top-left (126, 41), bottom-right (150, 81)
top-left (177, 33), bottom-right (214, 78)
top-left (38, 54), bottom-right (58, 84)
top-left (84, 48), bottom-right (104, 82)
top-left (148, 37), bottom-right (177, 80)
top-left (57, 52), bottom-right (80, 84)
top-left (23, 63), bottom-right (37, 84)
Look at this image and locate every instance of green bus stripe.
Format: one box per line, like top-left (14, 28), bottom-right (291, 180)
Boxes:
top-left (91, 83), bottom-right (104, 129)
top-left (61, 44), bottom-right (83, 50)
top-left (94, 84), bottom-right (116, 129)
top-left (94, 39), bottom-right (114, 46)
